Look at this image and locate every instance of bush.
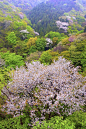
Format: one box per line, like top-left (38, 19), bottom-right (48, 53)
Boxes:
top-left (61, 37), bottom-right (69, 45)
top-left (45, 31), bottom-right (61, 40)
top-left (33, 111), bottom-right (86, 129)
top-left (0, 67), bottom-right (12, 95)
top-left (33, 115), bottom-right (75, 129)
top-left (60, 51), bottom-right (70, 60)
top-left (49, 51), bottom-right (59, 62)
top-left (7, 32), bottom-right (17, 47)
top-left (29, 45), bottom-right (37, 54)
top-left (26, 51), bottom-right (42, 63)
top-left (0, 114), bottom-right (31, 129)
top-left (36, 38), bottom-right (46, 51)
top-left (0, 51), bottom-right (24, 69)
top-left (39, 50), bottom-right (52, 65)
top-left (67, 111), bottom-right (86, 129)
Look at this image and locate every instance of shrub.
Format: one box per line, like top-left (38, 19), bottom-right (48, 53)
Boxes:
top-left (0, 51), bottom-right (24, 69)
top-left (0, 114), bottom-right (31, 129)
top-left (33, 111), bottom-right (86, 129)
top-left (26, 51), bottom-right (42, 63)
top-left (26, 37), bottom-right (37, 49)
top-left (7, 32), bottom-right (17, 47)
top-left (39, 50), bottom-right (52, 65)
top-left (33, 115), bottom-right (75, 129)
top-left (36, 38), bottom-right (46, 51)
top-left (62, 37), bottom-right (69, 45)
top-left (60, 51), bottom-right (70, 60)
top-left (67, 111), bottom-right (86, 129)
top-left (29, 45), bottom-right (37, 54)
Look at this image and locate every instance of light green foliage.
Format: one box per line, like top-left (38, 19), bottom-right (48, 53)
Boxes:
top-left (13, 21), bottom-right (27, 30)
top-left (68, 25), bottom-right (78, 34)
top-left (5, 15), bottom-right (12, 21)
top-left (29, 45), bottom-right (37, 54)
top-left (0, 0), bottom-right (33, 50)
top-left (0, 68), bottom-right (12, 95)
top-left (76, 30), bottom-right (84, 34)
top-left (45, 32), bottom-right (66, 48)
top-left (0, 114), bottom-right (31, 129)
top-left (7, 32), bottom-right (17, 46)
top-left (36, 38), bottom-right (46, 51)
top-left (45, 31), bottom-right (61, 41)
top-left (68, 40), bottom-right (86, 67)
top-left (69, 45), bottom-right (76, 52)
top-left (39, 50), bottom-right (52, 65)
top-left (69, 51), bottom-right (81, 66)
top-left (65, 9), bottom-right (85, 35)
top-left (60, 34), bottom-right (86, 73)
top-left (0, 51), bottom-right (24, 69)
top-left (76, 15), bottom-right (85, 25)
top-left (81, 45), bottom-right (86, 70)
top-left (0, 110), bottom-right (85, 129)
top-left (61, 37), bottom-right (70, 45)
top-left (0, 91), bottom-right (85, 129)
top-left (27, 26), bottom-right (34, 34)
top-left (33, 118), bottom-right (75, 129)
top-left (0, 48), bottom-right (8, 53)
top-left (67, 111), bottom-right (86, 129)
top-left (0, 1), bottom-right (86, 128)
top-left (33, 111), bottom-right (86, 129)
top-left (64, 13), bottom-right (69, 16)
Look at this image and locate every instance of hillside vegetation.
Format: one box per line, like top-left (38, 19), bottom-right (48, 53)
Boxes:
top-left (0, 0), bottom-right (86, 128)
top-left (28, 0), bottom-right (86, 36)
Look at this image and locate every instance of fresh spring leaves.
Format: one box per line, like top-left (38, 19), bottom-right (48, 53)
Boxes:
top-left (0, 51), bottom-right (24, 69)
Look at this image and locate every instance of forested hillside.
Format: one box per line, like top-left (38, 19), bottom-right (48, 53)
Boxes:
top-left (0, 0), bottom-right (33, 48)
top-left (0, 0), bottom-right (86, 129)
top-left (28, 0), bottom-right (86, 36)
top-left (6, 0), bottom-right (48, 13)
top-left (77, 0), bottom-right (86, 9)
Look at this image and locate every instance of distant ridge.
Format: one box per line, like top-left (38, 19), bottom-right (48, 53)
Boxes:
top-left (6, 0), bottom-right (48, 11)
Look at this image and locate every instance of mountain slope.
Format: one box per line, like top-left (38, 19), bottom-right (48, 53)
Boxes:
top-left (0, 0), bottom-right (32, 49)
top-left (77, 0), bottom-right (86, 9)
top-left (6, 0), bottom-right (48, 13)
top-left (28, 0), bottom-right (85, 36)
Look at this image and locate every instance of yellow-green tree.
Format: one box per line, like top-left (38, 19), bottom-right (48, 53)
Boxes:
top-left (52, 37), bottom-right (58, 47)
top-left (39, 50), bottom-right (52, 65)
top-left (26, 37), bottom-right (37, 49)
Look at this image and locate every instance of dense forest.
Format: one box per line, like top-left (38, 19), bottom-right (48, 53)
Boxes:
top-left (5, 0), bottom-right (48, 13)
top-left (0, 0), bottom-right (86, 128)
top-left (27, 0), bottom-right (86, 36)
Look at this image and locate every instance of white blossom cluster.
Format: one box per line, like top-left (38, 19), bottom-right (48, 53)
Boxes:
top-left (56, 21), bottom-right (69, 32)
top-left (1, 57), bottom-right (86, 126)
